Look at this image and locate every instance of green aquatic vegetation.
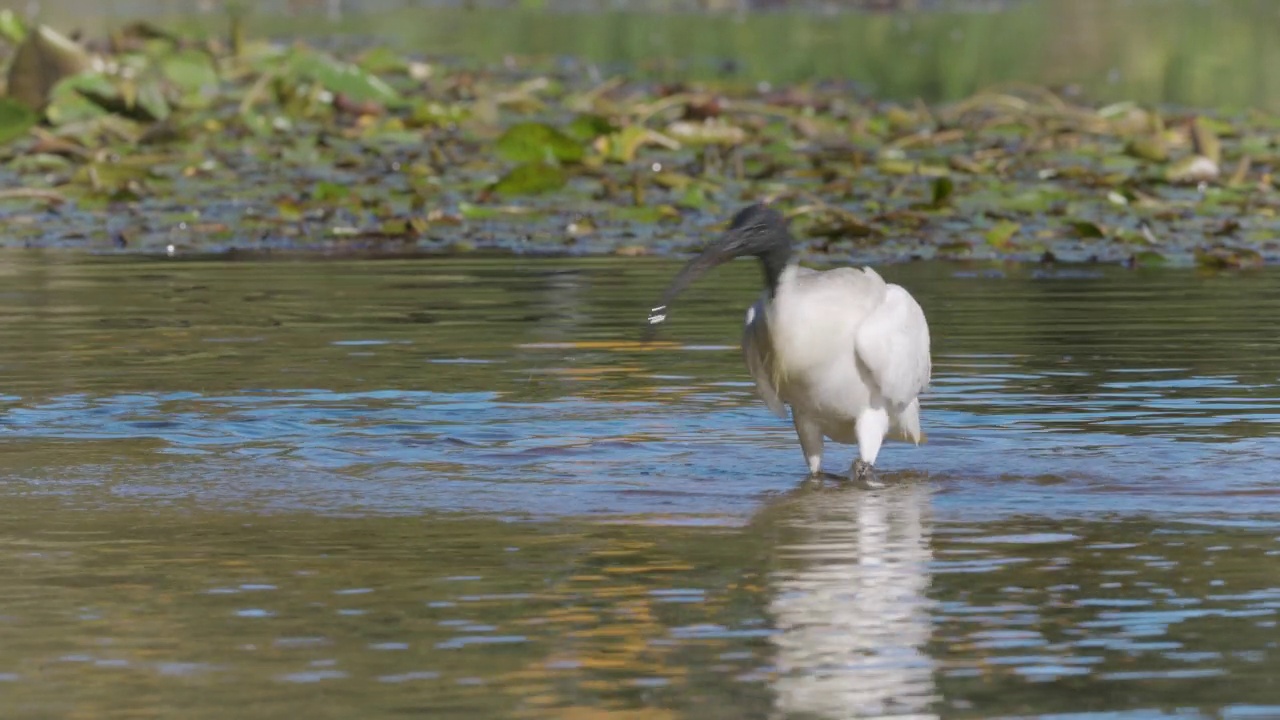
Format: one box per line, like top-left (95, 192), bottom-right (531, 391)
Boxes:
top-left (0, 96), bottom-right (36, 144)
top-left (0, 13), bottom-right (1274, 268)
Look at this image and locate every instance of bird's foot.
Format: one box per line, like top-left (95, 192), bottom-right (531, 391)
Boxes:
top-left (849, 460), bottom-right (885, 489)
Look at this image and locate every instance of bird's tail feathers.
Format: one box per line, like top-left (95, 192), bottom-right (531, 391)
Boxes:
top-left (889, 398), bottom-right (925, 445)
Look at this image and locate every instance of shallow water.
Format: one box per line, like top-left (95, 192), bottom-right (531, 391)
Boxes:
top-left (0, 254), bottom-right (1278, 718)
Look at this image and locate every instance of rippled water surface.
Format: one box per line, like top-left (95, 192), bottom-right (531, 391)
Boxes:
top-left (0, 255), bottom-right (1278, 719)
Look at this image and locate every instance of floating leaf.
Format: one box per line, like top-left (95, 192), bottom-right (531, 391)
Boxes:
top-left (75, 75), bottom-right (170, 122)
top-left (114, 20), bottom-right (183, 49)
top-left (948, 155), bottom-right (990, 174)
top-left (491, 162), bottom-right (567, 195)
top-left (608, 205), bottom-right (680, 223)
top-left (930, 176), bottom-right (954, 208)
top-left (160, 49), bottom-right (219, 98)
top-left (802, 209), bottom-right (882, 239)
top-left (7, 152), bottom-right (71, 173)
top-left (73, 157), bottom-right (158, 194)
top-left (984, 221), bottom-right (1020, 248)
top-left (1194, 245), bottom-right (1263, 270)
top-left (408, 100), bottom-right (467, 128)
top-left (1211, 219), bottom-right (1241, 237)
top-left (312, 181), bottom-right (350, 202)
top-left (458, 203), bottom-right (502, 220)
top-left (651, 171), bottom-right (696, 191)
top-left (1124, 136), bottom-right (1168, 163)
top-left (936, 240), bottom-right (972, 257)
top-left (1067, 219), bottom-right (1107, 239)
top-left (44, 72), bottom-right (114, 125)
top-left (876, 156), bottom-right (949, 177)
top-left (884, 105), bottom-right (919, 132)
top-left (1114, 225), bottom-right (1158, 245)
top-left (1165, 155), bottom-right (1219, 184)
top-left (0, 9), bottom-right (27, 43)
top-left (0, 98), bottom-right (38, 146)
top-left (1129, 251), bottom-right (1167, 268)
top-left (380, 217), bottom-right (427, 237)
top-left (457, 202), bottom-right (542, 220)
top-left (677, 184), bottom-right (712, 210)
top-left (594, 126), bottom-right (679, 163)
top-left (287, 48), bottom-right (401, 105)
top-left (238, 111), bottom-right (273, 137)
top-left (6, 24), bottom-right (91, 112)
top-left (1097, 100), bottom-right (1140, 120)
top-left (1196, 115), bottom-right (1236, 138)
top-left (987, 188), bottom-right (1059, 213)
top-left (357, 46), bottom-right (408, 75)
top-left (565, 114), bottom-right (615, 142)
top-left (495, 122), bottom-right (584, 164)
top-left (135, 77), bottom-right (172, 121)
top-left (276, 199), bottom-right (304, 222)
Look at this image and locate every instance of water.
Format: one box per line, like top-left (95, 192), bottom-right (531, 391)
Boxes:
top-left (14, 0), bottom-right (1280, 110)
top-left (0, 254), bottom-right (1278, 718)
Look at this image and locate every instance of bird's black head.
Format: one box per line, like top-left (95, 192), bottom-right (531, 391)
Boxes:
top-left (721, 203), bottom-right (793, 289)
top-left (644, 203), bottom-right (794, 335)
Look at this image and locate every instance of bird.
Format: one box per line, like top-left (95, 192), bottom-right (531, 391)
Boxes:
top-left (645, 203), bottom-right (931, 485)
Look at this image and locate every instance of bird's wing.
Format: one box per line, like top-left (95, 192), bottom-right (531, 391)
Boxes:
top-left (742, 297), bottom-right (787, 419)
top-left (854, 282), bottom-right (932, 410)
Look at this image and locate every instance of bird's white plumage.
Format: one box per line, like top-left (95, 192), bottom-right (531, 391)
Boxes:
top-left (742, 263), bottom-right (930, 475)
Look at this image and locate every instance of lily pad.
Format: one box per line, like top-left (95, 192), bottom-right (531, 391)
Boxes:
top-left (357, 46), bottom-right (409, 75)
top-left (495, 122), bottom-right (584, 164)
top-left (160, 49), bottom-right (220, 98)
top-left (1129, 250), bottom-right (1167, 268)
top-left (565, 114), bottom-right (615, 142)
top-left (312, 181), bottom-right (351, 202)
top-left (287, 48), bottom-right (401, 106)
top-left (1166, 155), bottom-right (1219, 184)
top-left (491, 161), bottom-right (567, 195)
top-left (0, 14), bottom-right (1276, 265)
top-left (1194, 245), bottom-right (1263, 270)
top-left (1067, 219), bottom-right (1107, 239)
top-left (985, 221), bottom-right (1020, 249)
top-left (45, 72), bottom-right (119, 125)
top-left (0, 9), bottom-right (27, 43)
top-left (0, 98), bottom-right (38, 146)
top-left (1125, 136), bottom-right (1168, 163)
top-left (595, 126), bottom-right (679, 163)
top-left (877, 156), bottom-right (949, 177)
top-left (75, 75), bottom-right (171, 122)
top-left (72, 157), bottom-right (159, 194)
top-left (931, 176), bottom-right (954, 208)
top-left (609, 204), bottom-right (681, 223)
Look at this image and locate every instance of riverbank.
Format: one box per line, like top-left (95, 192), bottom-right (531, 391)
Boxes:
top-left (0, 13), bottom-right (1275, 268)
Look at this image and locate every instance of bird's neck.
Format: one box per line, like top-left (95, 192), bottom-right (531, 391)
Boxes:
top-left (759, 245), bottom-right (792, 298)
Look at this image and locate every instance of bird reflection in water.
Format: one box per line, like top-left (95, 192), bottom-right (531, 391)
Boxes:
top-left (763, 478), bottom-right (939, 720)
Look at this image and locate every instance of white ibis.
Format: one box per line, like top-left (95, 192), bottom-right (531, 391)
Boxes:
top-left (647, 203), bottom-right (931, 484)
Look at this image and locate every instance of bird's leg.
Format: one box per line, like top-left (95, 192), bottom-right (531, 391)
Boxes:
top-left (850, 407), bottom-right (890, 488)
top-left (792, 412), bottom-right (824, 478)
top-left (850, 459), bottom-right (883, 489)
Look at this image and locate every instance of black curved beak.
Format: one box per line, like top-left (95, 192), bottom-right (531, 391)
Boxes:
top-left (641, 231), bottom-right (744, 341)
